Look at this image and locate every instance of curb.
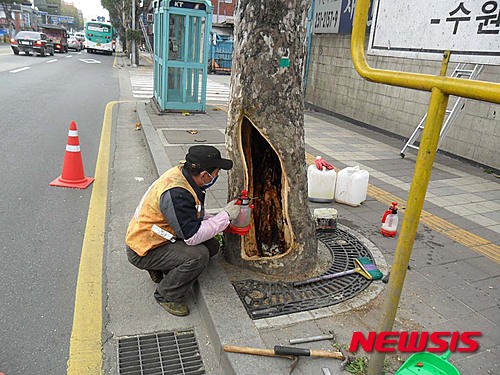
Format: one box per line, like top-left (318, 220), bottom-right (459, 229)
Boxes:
top-left (136, 102), bottom-right (172, 176)
top-left (195, 259), bottom-right (284, 375)
top-left (136, 102), bottom-right (389, 375)
top-left (137, 102), bottom-right (284, 374)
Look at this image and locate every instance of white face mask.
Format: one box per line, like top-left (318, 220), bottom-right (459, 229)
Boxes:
top-left (202, 172), bottom-right (218, 189)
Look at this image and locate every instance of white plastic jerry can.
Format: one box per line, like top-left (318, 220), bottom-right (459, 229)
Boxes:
top-left (307, 164), bottom-right (337, 202)
top-left (334, 165), bottom-right (369, 206)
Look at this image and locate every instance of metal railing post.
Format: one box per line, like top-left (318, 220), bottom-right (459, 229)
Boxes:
top-left (349, 1), bottom-right (500, 373)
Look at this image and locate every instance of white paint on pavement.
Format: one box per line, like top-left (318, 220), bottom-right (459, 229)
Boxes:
top-left (46, 59), bottom-right (58, 63)
top-left (79, 58), bottom-right (101, 64)
top-left (129, 69), bottom-right (230, 104)
top-left (10, 66), bottom-right (31, 73)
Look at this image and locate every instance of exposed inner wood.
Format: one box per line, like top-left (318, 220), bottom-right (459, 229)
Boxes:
top-left (241, 117), bottom-right (287, 258)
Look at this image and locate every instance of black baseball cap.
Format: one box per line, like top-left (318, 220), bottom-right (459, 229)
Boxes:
top-left (185, 145), bottom-right (233, 170)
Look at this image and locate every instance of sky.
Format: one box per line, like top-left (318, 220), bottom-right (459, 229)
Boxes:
top-left (71, 0), bottom-right (110, 22)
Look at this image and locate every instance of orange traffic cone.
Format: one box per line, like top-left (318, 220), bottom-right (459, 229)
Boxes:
top-left (50, 121), bottom-right (94, 189)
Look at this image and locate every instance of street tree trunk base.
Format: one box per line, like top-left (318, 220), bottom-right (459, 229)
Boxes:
top-left (224, 116), bottom-right (317, 279)
top-left (224, 0), bottom-right (317, 278)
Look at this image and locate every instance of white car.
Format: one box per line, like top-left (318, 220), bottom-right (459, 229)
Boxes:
top-left (75, 32), bottom-right (86, 49)
top-left (67, 35), bottom-right (82, 51)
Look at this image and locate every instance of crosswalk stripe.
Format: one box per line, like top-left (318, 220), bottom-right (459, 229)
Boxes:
top-left (129, 70), bottom-right (230, 103)
top-left (129, 70), bottom-right (153, 99)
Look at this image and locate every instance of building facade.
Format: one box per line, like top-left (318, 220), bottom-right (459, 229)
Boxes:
top-left (305, 1), bottom-right (500, 170)
top-left (211, 0), bottom-right (235, 24)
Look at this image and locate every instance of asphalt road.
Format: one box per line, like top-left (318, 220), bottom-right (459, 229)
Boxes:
top-left (0, 44), bottom-right (119, 374)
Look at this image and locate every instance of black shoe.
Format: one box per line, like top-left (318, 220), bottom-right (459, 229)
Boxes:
top-left (157, 300), bottom-right (189, 316)
top-left (154, 291), bottom-right (189, 316)
top-left (147, 269), bottom-right (163, 283)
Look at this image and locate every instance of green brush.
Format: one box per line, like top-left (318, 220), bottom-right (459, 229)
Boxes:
top-left (293, 257), bottom-right (383, 287)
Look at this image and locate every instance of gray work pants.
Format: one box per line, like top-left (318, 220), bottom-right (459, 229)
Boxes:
top-left (126, 238), bottom-right (219, 302)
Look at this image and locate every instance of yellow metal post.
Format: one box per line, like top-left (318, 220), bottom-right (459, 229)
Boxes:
top-left (348, 1), bottom-right (500, 374)
top-left (366, 52), bottom-right (451, 375)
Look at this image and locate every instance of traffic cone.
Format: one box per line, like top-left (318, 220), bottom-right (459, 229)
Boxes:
top-left (50, 121), bottom-right (94, 189)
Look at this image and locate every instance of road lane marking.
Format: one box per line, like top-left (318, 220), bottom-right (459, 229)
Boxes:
top-left (305, 152), bottom-right (500, 263)
top-left (47, 59), bottom-right (57, 63)
top-left (10, 66), bottom-right (31, 73)
top-left (66, 55), bottom-right (72, 58)
top-left (79, 58), bottom-right (101, 64)
top-left (67, 100), bottom-right (128, 374)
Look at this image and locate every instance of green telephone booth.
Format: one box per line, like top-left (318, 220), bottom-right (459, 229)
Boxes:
top-left (153, 0), bottom-right (212, 112)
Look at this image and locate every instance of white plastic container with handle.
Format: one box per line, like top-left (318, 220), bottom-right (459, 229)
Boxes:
top-left (307, 164), bottom-right (337, 202)
top-left (334, 165), bottom-right (369, 206)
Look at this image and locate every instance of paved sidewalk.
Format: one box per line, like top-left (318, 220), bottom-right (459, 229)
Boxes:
top-left (126, 54), bottom-right (499, 375)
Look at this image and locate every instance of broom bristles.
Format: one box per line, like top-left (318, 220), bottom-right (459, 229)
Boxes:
top-left (355, 257), bottom-right (383, 280)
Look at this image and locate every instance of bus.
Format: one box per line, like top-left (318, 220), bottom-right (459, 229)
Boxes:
top-left (85, 21), bottom-right (114, 55)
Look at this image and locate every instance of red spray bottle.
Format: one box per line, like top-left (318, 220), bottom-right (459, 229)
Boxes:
top-left (225, 190), bottom-right (255, 236)
top-left (381, 202), bottom-right (399, 237)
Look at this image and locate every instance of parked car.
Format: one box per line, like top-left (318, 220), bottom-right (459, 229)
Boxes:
top-left (67, 35), bottom-right (82, 51)
top-left (75, 32), bottom-right (86, 49)
top-left (10, 31), bottom-right (55, 57)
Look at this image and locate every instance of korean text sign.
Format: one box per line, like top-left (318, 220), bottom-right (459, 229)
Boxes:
top-left (313, 0), bottom-right (374, 34)
top-left (368, 0), bottom-right (500, 64)
top-left (313, 0), bottom-right (343, 33)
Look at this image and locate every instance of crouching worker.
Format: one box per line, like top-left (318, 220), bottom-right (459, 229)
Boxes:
top-left (125, 145), bottom-right (240, 316)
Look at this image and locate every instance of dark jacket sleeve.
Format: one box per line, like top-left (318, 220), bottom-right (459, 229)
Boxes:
top-left (160, 187), bottom-right (202, 239)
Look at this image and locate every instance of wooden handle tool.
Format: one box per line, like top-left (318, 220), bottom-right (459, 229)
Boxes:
top-left (274, 345), bottom-right (344, 360)
top-left (223, 345), bottom-right (295, 360)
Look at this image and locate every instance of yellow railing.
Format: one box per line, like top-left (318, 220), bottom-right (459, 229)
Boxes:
top-left (350, 1), bottom-right (500, 374)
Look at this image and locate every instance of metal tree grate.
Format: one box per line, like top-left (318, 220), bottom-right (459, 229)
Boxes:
top-left (233, 229), bottom-right (376, 319)
top-left (118, 330), bottom-right (205, 375)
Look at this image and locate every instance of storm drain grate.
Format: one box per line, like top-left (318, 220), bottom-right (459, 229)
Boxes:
top-left (233, 228), bottom-right (376, 319)
top-left (118, 330), bottom-right (205, 375)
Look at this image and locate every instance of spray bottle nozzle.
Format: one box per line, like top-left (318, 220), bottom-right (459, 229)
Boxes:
top-left (234, 190), bottom-right (258, 205)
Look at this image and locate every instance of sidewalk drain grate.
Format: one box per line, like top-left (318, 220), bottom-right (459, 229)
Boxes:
top-left (233, 228), bottom-right (376, 319)
top-left (118, 330), bottom-right (205, 375)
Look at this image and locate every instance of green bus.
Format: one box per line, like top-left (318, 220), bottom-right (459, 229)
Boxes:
top-left (85, 21), bottom-right (114, 55)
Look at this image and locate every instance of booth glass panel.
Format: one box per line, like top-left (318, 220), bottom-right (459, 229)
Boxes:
top-left (187, 16), bottom-right (205, 64)
top-left (167, 66), bottom-right (183, 101)
top-left (158, 64), bottom-right (163, 101)
top-left (158, 13), bottom-right (163, 56)
top-left (157, 13), bottom-right (163, 99)
top-left (186, 68), bottom-right (202, 103)
top-left (169, 14), bottom-right (185, 61)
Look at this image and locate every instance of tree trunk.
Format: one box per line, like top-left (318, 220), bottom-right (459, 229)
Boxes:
top-left (224, 0), bottom-right (317, 278)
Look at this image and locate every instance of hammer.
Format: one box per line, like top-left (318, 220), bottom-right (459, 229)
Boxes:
top-left (224, 344), bottom-right (345, 374)
top-left (274, 345), bottom-right (344, 360)
top-left (224, 344), bottom-right (344, 359)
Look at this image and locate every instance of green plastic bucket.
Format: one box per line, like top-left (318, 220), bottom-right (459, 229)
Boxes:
top-left (395, 350), bottom-right (460, 375)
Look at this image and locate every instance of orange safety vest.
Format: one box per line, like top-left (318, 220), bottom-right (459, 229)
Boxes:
top-left (126, 166), bottom-right (202, 256)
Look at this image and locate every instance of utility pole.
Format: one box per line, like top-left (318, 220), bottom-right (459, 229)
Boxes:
top-left (131, 0), bottom-right (136, 67)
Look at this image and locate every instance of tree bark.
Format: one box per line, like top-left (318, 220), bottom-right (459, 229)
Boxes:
top-left (224, 0), bottom-right (317, 278)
